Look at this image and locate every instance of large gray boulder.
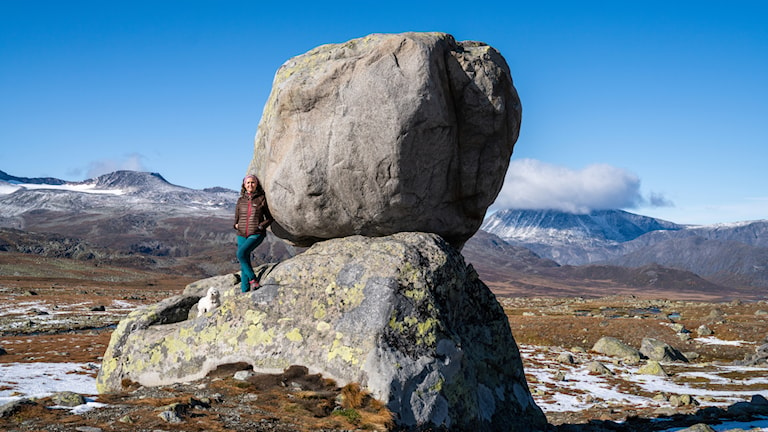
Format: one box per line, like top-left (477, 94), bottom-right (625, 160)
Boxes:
top-left (591, 336), bottom-right (642, 363)
top-left (248, 32), bottom-right (521, 249)
top-left (97, 232), bottom-right (545, 430)
top-left (640, 337), bottom-right (689, 362)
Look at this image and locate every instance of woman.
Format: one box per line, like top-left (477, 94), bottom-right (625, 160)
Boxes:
top-left (234, 174), bottom-right (273, 292)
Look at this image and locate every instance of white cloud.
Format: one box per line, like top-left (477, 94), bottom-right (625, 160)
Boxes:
top-left (490, 159), bottom-right (673, 213)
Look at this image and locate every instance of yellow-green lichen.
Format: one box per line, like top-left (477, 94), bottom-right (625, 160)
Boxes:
top-left (327, 332), bottom-right (362, 365)
top-left (417, 318), bottom-right (438, 346)
top-left (430, 376), bottom-right (445, 392)
top-left (316, 321), bottom-right (331, 332)
top-left (388, 312), bottom-right (439, 348)
top-left (286, 328), bottom-right (303, 342)
top-left (312, 300), bottom-right (327, 319)
top-left (243, 310), bottom-right (275, 346)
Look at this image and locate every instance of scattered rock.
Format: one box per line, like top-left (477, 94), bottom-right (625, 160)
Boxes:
top-left (0, 398), bottom-right (36, 418)
top-left (233, 370), bottom-right (255, 381)
top-left (734, 341), bottom-right (768, 366)
top-left (683, 351), bottom-right (700, 361)
top-left (669, 394), bottom-right (698, 407)
top-left (74, 427), bottom-right (103, 432)
top-left (585, 361), bottom-right (614, 375)
top-left (640, 338), bottom-right (689, 362)
top-left (51, 391), bottom-right (86, 407)
top-left (90, 305), bottom-right (106, 312)
top-left (706, 308), bottom-right (726, 324)
top-left (727, 395), bottom-right (768, 417)
top-left (591, 336), bottom-right (641, 363)
top-left (158, 409), bottom-right (183, 423)
top-left (117, 415), bottom-right (134, 424)
top-left (696, 325), bottom-right (714, 336)
top-left (677, 424), bottom-right (716, 432)
top-left (637, 360), bottom-right (668, 377)
top-left (557, 352), bottom-right (575, 364)
top-left (670, 323), bottom-right (686, 333)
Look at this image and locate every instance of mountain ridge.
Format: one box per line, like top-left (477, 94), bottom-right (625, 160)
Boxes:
top-left (481, 208), bottom-right (768, 290)
top-left (2, 169), bottom-right (765, 294)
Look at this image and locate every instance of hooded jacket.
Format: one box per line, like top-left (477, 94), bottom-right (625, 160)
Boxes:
top-left (234, 191), bottom-right (273, 237)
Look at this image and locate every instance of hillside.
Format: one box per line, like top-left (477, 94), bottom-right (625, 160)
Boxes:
top-left (2, 169), bottom-right (766, 297)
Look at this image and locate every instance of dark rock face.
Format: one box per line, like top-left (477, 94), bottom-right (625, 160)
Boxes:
top-left (249, 32), bottom-right (521, 249)
top-left (97, 233), bottom-right (546, 431)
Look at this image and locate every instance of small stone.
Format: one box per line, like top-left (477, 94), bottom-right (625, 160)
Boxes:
top-left (0, 398), bottom-right (36, 418)
top-left (118, 415), bottom-right (134, 424)
top-left (233, 370), bottom-right (255, 381)
top-left (637, 360), bottom-right (668, 377)
top-left (159, 409), bottom-right (183, 423)
top-left (670, 323), bottom-right (686, 333)
top-left (51, 391), bottom-right (86, 407)
top-left (683, 351), bottom-right (700, 361)
top-left (556, 352), bottom-right (575, 364)
top-left (696, 325), bottom-right (713, 336)
top-left (75, 427), bottom-right (103, 432)
top-left (676, 424), bottom-right (716, 432)
top-left (669, 394), bottom-right (698, 407)
top-left (585, 361), bottom-right (613, 376)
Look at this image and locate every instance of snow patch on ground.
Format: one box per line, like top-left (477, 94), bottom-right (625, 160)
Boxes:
top-left (0, 183), bottom-right (125, 195)
top-left (0, 362), bottom-right (99, 407)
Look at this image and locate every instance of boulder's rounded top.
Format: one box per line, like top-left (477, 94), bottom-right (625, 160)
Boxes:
top-left (250, 32), bottom-right (521, 249)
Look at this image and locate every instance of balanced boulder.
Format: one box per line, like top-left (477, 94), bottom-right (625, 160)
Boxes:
top-left (97, 232), bottom-right (546, 430)
top-left (248, 32), bottom-right (521, 249)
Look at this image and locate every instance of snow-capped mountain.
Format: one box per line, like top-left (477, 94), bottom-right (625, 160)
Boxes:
top-left (0, 170), bottom-right (238, 218)
top-left (481, 209), bottom-right (684, 264)
top-left (2, 169), bottom-right (766, 290)
top-left (0, 169), bottom-right (294, 277)
top-left (481, 208), bottom-right (768, 288)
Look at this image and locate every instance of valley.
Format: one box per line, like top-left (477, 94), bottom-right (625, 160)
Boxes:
top-left (2, 252), bottom-right (768, 431)
top-left (2, 169), bottom-right (768, 430)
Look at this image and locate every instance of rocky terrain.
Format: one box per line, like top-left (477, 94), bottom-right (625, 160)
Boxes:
top-left (1, 26), bottom-right (766, 428)
top-left (2, 251), bottom-right (768, 431)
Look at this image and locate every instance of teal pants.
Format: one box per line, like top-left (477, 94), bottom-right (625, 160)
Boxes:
top-left (236, 234), bottom-right (265, 292)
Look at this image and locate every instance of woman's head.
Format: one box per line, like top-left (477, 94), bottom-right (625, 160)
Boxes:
top-left (241, 175), bottom-right (262, 195)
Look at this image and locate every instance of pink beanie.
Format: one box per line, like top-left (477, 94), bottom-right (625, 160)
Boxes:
top-left (243, 175), bottom-right (257, 184)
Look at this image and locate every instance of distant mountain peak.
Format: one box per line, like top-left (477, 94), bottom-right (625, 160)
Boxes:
top-left (482, 208), bottom-right (682, 245)
top-left (87, 170), bottom-right (176, 190)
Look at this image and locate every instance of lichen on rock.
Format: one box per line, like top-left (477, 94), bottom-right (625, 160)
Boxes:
top-left (97, 232), bottom-right (546, 430)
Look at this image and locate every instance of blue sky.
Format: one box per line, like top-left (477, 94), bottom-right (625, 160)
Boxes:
top-left (1, 1), bottom-right (766, 225)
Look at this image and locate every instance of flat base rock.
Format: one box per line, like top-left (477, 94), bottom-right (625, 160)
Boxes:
top-left (97, 232), bottom-right (545, 430)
